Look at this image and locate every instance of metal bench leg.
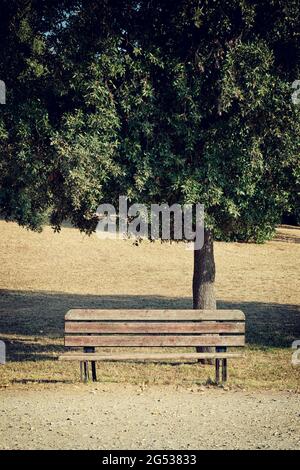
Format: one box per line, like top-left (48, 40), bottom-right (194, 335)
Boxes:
top-left (215, 359), bottom-right (220, 383)
top-left (222, 358), bottom-right (227, 382)
top-left (83, 347), bottom-right (93, 382)
top-left (216, 346), bottom-right (227, 383)
top-left (91, 361), bottom-right (97, 382)
top-left (80, 361), bottom-right (84, 381)
top-left (83, 361), bottom-right (89, 382)
top-left (83, 346), bottom-right (96, 382)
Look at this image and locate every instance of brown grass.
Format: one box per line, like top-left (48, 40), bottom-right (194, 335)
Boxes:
top-left (0, 221), bottom-right (299, 391)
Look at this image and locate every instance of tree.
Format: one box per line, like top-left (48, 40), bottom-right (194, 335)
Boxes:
top-left (1, 1), bottom-right (300, 317)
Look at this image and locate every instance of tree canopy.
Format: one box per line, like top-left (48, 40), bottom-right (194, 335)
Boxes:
top-left (0, 0), bottom-right (299, 241)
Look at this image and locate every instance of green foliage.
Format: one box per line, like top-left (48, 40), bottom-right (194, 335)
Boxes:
top-left (0, 0), bottom-right (299, 240)
top-left (50, 59), bottom-right (123, 232)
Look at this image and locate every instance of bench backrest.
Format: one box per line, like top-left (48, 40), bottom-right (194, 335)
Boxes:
top-left (64, 310), bottom-right (245, 348)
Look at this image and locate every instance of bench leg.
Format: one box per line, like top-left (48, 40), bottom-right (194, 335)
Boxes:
top-left (91, 361), bottom-right (97, 382)
top-left (216, 346), bottom-right (228, 383)
top-left (222, 358), bottom-right (227, 382)
top-left (80, 360), bottom-right (96, 382)
top-left (88, 345), bottom-right (96, 381)
top-left (215, 359), bottom-right (220, 383)
top-left (80, 361), bottom-right (84, 381)
top-left (83, 361), bottom-right (89, 382)
top-left (83, 346), bottom-right (96, 382)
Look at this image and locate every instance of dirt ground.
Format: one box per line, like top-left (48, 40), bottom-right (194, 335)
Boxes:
top-left (0, 383), bottom-right (299, 450)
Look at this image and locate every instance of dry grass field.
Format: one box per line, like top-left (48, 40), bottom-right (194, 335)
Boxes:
top-left (0, 220), bottom-right (299, 391)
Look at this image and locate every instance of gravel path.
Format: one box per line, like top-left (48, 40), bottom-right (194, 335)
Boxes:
top-left (0, 384), bottom-right (299, 450)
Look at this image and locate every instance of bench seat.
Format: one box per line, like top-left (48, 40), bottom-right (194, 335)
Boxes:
top-left (59, 352), bottom-right (244, 361)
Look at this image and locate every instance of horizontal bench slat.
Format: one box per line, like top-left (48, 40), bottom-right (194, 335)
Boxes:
top-left (59, 352), bottom-right (244, 361)
top-left (65, 321), bottom-right (245, 334)
top-left (65, 334), bottom-right (245, 347)
top-left (65, 309), bottom-right (245, 321)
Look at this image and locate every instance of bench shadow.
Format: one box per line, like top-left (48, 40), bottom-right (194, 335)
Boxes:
top-left (0, 289), bottom-right (299, 362)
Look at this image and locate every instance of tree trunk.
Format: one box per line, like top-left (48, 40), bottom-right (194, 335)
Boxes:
top-left (193, 229), bottom-right (216, 364)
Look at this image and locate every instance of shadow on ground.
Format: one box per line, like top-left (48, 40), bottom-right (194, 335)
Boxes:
top-left (0, 289), bottom-right (299, 361)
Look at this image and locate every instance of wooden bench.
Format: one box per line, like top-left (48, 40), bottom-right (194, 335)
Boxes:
top-left (58, 309), bottom-right (245, 383)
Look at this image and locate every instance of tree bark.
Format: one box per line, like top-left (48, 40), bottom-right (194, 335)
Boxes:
top-left (193, 229), bottom-right (216, 364)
